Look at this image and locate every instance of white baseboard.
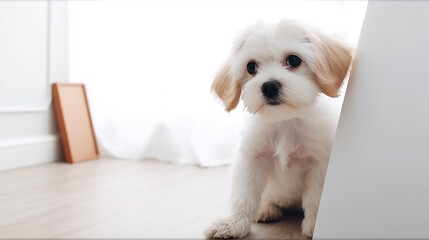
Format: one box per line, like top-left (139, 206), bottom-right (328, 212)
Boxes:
top-left (0, 134), bottom-right (63, 172)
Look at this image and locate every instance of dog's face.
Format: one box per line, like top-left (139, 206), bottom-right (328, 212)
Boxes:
top-left (212, 20), bottom-right (353, 122)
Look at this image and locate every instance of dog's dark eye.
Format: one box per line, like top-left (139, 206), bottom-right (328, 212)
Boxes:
top-left (286, 55), bottom-right (301, 68)
top-left (247, 62), bottom-right (258, 75)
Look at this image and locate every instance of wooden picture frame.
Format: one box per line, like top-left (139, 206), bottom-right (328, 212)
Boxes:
top-left (52, 83), bottom-right (99, 163)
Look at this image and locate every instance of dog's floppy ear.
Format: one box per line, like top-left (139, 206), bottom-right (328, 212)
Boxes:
top-left (212, 27), bottom-right (259, 112)
top-left (212, 28), bottom-right (253, 112)
top-left (310, 32), bottom-right (354, 97)
top-left (211, 60), bottom-right (241, 112)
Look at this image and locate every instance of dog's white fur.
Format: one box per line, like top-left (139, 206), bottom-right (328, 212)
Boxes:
top-left (205, 20), bottom-right (353, 238)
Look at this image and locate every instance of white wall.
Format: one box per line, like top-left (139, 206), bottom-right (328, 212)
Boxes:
top-left (314, 1), bottom-right (429, 238)
top-left (0, 1), bottom-right (68, 171)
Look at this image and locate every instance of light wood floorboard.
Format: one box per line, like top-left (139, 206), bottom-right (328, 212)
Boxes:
top-left (0, 158), bottom-right (305, 239)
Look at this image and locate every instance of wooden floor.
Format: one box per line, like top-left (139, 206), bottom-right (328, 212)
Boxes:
top-left (0, 158), bottom-right (305, 239)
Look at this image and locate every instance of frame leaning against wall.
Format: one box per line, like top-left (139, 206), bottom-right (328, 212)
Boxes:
top-left (52, 83), bottom-right (99, 163)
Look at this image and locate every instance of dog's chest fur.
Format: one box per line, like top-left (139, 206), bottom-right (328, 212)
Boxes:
top-left (248, 112), bottom-right (331, 168)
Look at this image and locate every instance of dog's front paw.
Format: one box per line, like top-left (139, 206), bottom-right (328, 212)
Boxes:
top-left (301, 216), bottom-right (316, 238)
top-left (204, 217), bottom-right (250, 239)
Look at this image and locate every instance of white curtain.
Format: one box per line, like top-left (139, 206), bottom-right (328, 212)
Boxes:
top-left (69, 0), bottom-right (367, 167)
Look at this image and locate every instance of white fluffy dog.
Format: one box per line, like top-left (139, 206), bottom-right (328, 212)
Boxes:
top-left (205, 20), bottom-right (353, 238)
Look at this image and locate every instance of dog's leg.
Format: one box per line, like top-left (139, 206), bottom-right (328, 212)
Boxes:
top-left (301, 164), bottom-right (326, 238)
top-left (256, 201), bottom-right (283, 223)
top-left (205, 155), bottom-right (270, 238)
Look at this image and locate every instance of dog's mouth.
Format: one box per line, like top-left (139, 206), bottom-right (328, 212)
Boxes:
top-left (255, 96), bottom-right (285, 114)
top-left (265, 97), bottom-right (284, 106)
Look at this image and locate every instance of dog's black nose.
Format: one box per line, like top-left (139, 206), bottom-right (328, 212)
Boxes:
top-left (261, 80), bottom-right (281, 99)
